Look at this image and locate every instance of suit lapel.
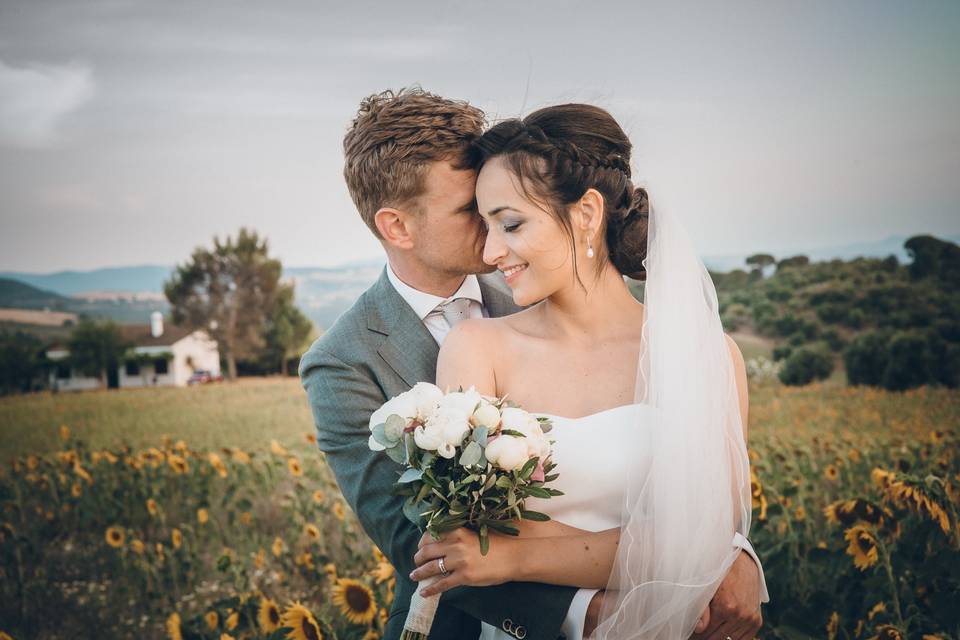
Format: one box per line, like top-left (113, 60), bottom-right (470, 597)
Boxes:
top-left (478, 273), bottom-right (521, 319)
top-left (366, 269), bottom-right (440, 387)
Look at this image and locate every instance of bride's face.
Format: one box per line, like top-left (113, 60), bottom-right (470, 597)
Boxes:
top-left (476, 157), bottom-right (584, 306)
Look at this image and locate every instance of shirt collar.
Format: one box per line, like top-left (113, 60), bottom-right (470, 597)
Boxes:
top-left (386, 263), bottom-right (484, 321)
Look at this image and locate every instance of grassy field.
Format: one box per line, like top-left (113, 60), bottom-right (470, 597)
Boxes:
top-left (1, 377), bottom-right (958, 639)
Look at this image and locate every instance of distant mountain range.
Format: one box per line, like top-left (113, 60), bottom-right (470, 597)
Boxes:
top-left (2, 233), bottom-right (957, 330)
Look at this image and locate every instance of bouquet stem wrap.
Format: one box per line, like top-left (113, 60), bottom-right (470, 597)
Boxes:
top-left (399, 575), bottom-right (441, 639)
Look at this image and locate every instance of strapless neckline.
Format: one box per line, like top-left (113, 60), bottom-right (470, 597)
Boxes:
top-left (535, 402), bottom-right (643, 422)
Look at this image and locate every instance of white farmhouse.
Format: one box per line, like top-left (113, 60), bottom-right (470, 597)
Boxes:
top-left (46, 313), bottom-right (220, 391)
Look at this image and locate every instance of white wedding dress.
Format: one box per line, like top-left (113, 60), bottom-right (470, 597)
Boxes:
top-left (480, 403), bottom-right (655, 640)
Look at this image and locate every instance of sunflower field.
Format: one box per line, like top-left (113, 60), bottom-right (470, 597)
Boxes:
top-left (0, 377), bottom-right (958, 640)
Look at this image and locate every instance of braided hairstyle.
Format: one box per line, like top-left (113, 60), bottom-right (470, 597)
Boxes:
top-left (469, 104), bottom-right (649, 281)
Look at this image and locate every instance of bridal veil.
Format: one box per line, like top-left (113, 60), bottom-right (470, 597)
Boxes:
top-left (593, 201), bottom-right (754, 639)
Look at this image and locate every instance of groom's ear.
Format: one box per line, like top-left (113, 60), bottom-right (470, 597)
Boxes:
top-left (576, 188), bottom-right (605, 235)
top-left (374, 207), bottom-right (416, 250)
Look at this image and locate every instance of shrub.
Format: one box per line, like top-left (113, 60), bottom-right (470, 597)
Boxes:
top-left (779, 347), bottom-right (834, 386)
top-left (881, 331), bottom-right (932, 391)
top-left (845, 332), bottom-right (890, 386)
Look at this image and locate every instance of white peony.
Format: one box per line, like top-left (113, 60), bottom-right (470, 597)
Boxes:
top-left (471, 399), bottom-right (501, 431)
top-left (413, 423), bottom-right (441, 451)
top-left (410, 382), bottom-right (444, 418)
top-left (437, 387), bottom-right (482, 416)
top-left (500, 407), bottom-right (552, 459)
top-left (484, 434), bottom-right (530, 471)
top-left (430, 405), bottom-right (472, 450)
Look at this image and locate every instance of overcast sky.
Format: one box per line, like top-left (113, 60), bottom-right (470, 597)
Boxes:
top-left (1, 0), bottom-right (958, 273)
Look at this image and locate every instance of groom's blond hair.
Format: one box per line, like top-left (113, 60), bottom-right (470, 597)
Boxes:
top-left (343, 87), bottom-right (485, 237)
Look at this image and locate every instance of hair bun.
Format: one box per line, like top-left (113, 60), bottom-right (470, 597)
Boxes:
top-left (607, 186), bottom-right (650, 280)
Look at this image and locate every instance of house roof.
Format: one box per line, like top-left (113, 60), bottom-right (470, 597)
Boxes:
top-left (120, 324), bottom-right (195, 347)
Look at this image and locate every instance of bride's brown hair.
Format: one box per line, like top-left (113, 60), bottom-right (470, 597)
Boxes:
top-left (470, 103), bottom-right (649, 281)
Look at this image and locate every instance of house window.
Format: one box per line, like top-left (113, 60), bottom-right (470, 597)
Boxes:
top-left (126, 361), bottom-right (140, 376)
top-left (56, 362), bottom-right (70, 379)
top-left (154, 358), bottom-right (169, 375)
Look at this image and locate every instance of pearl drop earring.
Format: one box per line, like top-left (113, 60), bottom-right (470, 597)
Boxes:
top-left (586, 237), bottom-right (595, 259)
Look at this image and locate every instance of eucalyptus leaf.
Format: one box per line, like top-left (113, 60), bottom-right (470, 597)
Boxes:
top-left (500, 429), bottom-right (526, 438)
top-left (385, 414), bottom-right (407, 441)
top-left (474, 426), bottom-right (489, 447)
top-left (402, 498), bottom-right (425, 526)
top-left (371, 423), bottom-right (392, 447)
top-left (398, 468), bottom-right (423, 484)
top-left (385, 443), bottom-right (407, 465)
top-left (459, 441), bottom-right (482, 467)
top-left (479, 525), bottom-right (490, 556)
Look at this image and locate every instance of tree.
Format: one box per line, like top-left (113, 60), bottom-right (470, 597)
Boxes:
top-left (0, 331), bottom-right (48, 394)
top-left (165, 228), bottom-right (283, 380)
top-left (881, 331), bottom-right (932, 391)
top-left (776, 255), bottom-right (810, 273)
top-left (67, 319), bottom-right (131, 388)
top-left (904, 235), bottom-right (960, 285)
top-left (778, 346), bottom-right (834, 386)
top-left (745, 253), bottom-right (775, 279)
top-left (261, 283), bottom-right (314, 375)
top-left (844, 332), bottom-right (890, 386)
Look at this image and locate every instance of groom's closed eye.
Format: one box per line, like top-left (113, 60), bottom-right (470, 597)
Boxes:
top-left (456, 198), bottom-right (479, 215)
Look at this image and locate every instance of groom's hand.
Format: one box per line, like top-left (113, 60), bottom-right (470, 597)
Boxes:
top-left (691, 550), bottom-right (763, 640)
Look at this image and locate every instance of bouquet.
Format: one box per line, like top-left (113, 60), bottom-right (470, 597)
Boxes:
top-left (367, 382), bottom-right (563, 640)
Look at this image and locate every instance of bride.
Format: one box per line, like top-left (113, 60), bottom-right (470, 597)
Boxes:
top-left (408, 104), bottom-right (762, 639)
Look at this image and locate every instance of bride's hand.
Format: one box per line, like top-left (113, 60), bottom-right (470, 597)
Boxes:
top-left (410, 528), bottom-right (518, 597)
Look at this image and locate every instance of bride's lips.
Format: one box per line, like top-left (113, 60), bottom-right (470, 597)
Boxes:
top-left (500, 263), bottom-right (528, 285)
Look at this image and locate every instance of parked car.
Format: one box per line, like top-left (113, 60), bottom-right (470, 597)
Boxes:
top-left (187, 370), bottom-right (222, 385)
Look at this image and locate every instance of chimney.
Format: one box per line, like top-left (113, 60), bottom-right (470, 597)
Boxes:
top-left (150, 311), bottom-right (164, 337)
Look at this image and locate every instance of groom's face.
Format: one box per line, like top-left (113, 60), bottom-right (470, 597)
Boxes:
top-left (408, 160), bottom-right (495, 277)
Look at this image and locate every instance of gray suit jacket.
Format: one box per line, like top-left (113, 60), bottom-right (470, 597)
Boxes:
top-left (299, 267), bottom-right (577, 640)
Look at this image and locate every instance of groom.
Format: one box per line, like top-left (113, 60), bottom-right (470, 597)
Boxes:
top-left (299, 88), bottom-right (768, 640)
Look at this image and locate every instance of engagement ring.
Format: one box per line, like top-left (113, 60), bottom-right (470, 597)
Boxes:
top-left (438, 556), bottom-right (450, 576)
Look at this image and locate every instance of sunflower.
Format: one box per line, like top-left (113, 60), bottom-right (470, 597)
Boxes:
top-left (225, 610), bottom-right (239, 630)
top-left (26, 454), bottom-right (39, 470)
top-left (288, 457), bottom-right (303, 477)
top-left (156, 542), bottom-right (165, 562)
top-left (131, 539), bottom-right (145, 555)
top-left (361, 630), bottom-right (381, 640)
top-left (844, 525), bottom-right (879, 571)
top-left (205, 611), bottom-right (219, 630)
top-left (240, 511), bottom-right (253, 526)
top-left (304, 524), bottom-right (321, 541)
top-left (255, 547), bottom-right (267, 569)
top-left (60, 425), bottom-right (71, 441)
top-left (208, 452), bottom-right (228, 478)
top-left (312, 490), bottom-right (325, 504)
top-left (0, 631), bottom-right (14, 640)
top-left (824, 464), bottom-right (839, 481)
top-left (171, 528), bottom-right (183, 550)
top-left (258, 596), bottom-right (282, 632)
top-left (197, 508), bottom-right (209, 524)
top-left (167, 455), bottom-right (189, 474)
top-left (174, 440), bottom-right (188, 453)
top-left (71, 482), bottom-right (82, 498)
top-left (868, 601), bottom-right (886, 621)
top-left (296, 551), bottom-right (315, 569)
top-left (73, 464), bottom-right (93, 484)
top-left (305, 432), bottom-right (317, 444)
top-left (848, 448), bottom-right (862, 462)
top-left (794, 506), bottom-right (807, 521)
top-left (147, 498), bottom-right (159, 517)
top-left (272, 536), bottom-right (285, 557)
top-left (105, 526), bottom-right (125, 548)
top-left (166, 612), bottom-right (183, 640)
top-left (827, 612), bottom-right (839, 640)
top-left (103, 451), bottom-right (118, 464)
top-left (270, 440), bottom-right (288, 457)
top-left (871, 467), bottom-right (895, 489)
top-left (886, 479), bottom-right (951, 534)
top-left (333, 501), bottom-right (346, 521)
top-left (231, 448), bottom-right (251, 464)
top-left (332, 578), bottom-right (378, 625)
top-left (280, 602), bottom-right (324, 640)
top-left (220, 634), bottom-right (236, 640)
top-left (873, 624), bottom-right (904, 640)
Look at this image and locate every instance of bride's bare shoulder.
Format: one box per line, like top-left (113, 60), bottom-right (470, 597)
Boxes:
top-left (436, 317), bottom-right (515, 395)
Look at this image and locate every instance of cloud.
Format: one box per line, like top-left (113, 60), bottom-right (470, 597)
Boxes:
top-left (0, 59), bottom-right (94, 148)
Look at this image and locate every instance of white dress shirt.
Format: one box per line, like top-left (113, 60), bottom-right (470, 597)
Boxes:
top-left (385, 263), bottom-right (769, 639)
top-left (386, 264), bottom-right (485, 344)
